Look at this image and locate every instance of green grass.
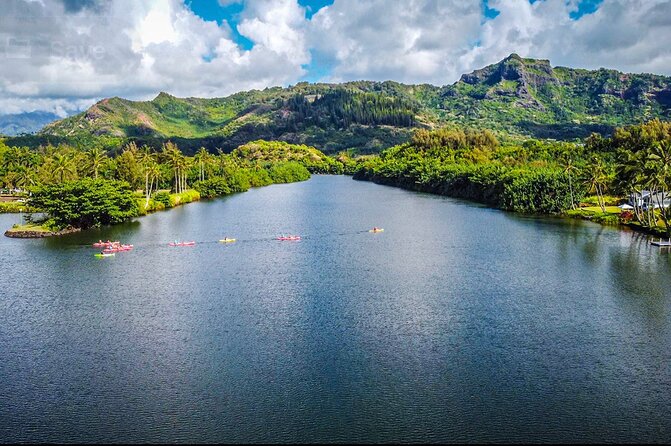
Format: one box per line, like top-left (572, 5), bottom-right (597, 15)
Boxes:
top-left (578, 206), bottom-right (622, 214)
top-left (6, 223), bottom-right (52, 233)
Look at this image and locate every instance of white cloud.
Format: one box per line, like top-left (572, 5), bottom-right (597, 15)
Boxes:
top-left (237, 0), bottom-right (310, 64)
top-left (308, 0), bottom-right (483, 84)
top-left (0, 0), bottom-right (309, 114)
top-left (460, 0), bottom-right (671, 78)
top-left (0, 0), bottom-right (670, 117)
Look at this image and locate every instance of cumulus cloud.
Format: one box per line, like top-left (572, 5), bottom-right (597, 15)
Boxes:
top-left (0, 0), bottom-right (309, 115)
top-left (308, 0), bottom-right (483, 84)
top-left (0, 0), bottom-right (670, 117)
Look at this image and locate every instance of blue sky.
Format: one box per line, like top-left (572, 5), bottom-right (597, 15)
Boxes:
top-left (185, 0), bottom-right (336, 81)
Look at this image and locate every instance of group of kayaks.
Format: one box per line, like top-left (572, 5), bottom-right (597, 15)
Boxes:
top-left (91, 227), bottom-right (383, 257)
top-left (93, 240), bottom-right (134, 257)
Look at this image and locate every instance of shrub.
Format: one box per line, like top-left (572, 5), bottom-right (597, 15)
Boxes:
top-left (153, 191), bottom-right (172, 208)
top-left (29, 178), bottom-right (138, 229)
top-left (194, 178), bottom-right (232, 199)
top-left (267, 162), bottom-right (311, 184)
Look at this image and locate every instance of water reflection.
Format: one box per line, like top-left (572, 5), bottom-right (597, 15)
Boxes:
top-left (0, 177), bottom-right (670, 443)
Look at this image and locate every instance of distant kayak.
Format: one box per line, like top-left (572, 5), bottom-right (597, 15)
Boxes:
top-left (93, 240), bottom-right (120, 248)
top-left (277, 235), bottom-right (301, 241)
top-left (94, 252), bottom-right (115, 258)
top-left (369, 227), bottom-right (384, 233)
top-left (219, 238), bottom-right (236, 243)
top-left (169, 241), bottom-right (196, 247)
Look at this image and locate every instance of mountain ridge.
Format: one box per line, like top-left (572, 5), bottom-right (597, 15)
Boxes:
top-left (27, 54), bottom-right (671, 153)
top-left (0, 111), bottom-right (62, 136)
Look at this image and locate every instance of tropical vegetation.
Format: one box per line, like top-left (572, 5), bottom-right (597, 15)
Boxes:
top-left (0, 138), bottom-right (332, 230)
top-left (352, 120), bottom-right (671, 236)
top-left (6, 54), bottom-right (670, 154)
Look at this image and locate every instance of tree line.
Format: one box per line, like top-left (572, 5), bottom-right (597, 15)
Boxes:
top-left (351, 120), bottom-right (671, 236)
top-left (0, 139), bottom-right (331, 230)
top-left (285, 90), bottom-right (418, 130)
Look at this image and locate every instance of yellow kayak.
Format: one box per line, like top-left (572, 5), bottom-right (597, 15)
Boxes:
top-left (219, 238), bottom-right (237, 243)
top-left (369, 228), bottom-right (384, 233)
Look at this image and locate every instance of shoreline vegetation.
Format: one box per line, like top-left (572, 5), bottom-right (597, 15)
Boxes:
top-left (2, 140), bottom-right (333, 237)
top-left (349, 121), bottom-right (671, 238)
top-left (2, 121), bottom-right (671, 240)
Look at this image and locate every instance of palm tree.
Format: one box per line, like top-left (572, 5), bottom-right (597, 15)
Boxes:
top-left (51, 153), bottom-right (77, 183)
top-left (560, 154), bottom-right (579, 210)
top-left (14, 167), bottom-right (37, 191)
top-left (584, 156), bottom-right (608, 212)
top-left (163, 142), bottom-right (184, 193)
top-left (2, 171), bottom-right (18, 189)
top-left (178, 156), bottom-right (192, 193)
top-left (647, 141), bottom-right (671, 233)
top-left (194, 147), bottom-right (209, 182)
top-left (142, 161), bottom-right (161, 209)
top-left (138, 146), bottom-right (157, 206)
top-left (149, 163), bottom-right (161, 192)
top-left (617, 149), bottom-right (647, 224)
top-left (85, 147), bottom-right (107, 179)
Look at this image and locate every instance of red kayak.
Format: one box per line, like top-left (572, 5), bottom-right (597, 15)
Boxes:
top-left (93, 240), bottom-right (119, 248)
top-left (277, 235), bottom-right (301, 241)
top-left (169, 241), bottom-right (196, 247)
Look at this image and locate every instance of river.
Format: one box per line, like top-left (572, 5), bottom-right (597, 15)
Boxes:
top-left (0, 175), bottom-right (669, 443)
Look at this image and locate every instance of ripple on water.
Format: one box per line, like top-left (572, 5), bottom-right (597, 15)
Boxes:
top-left (0, 177), bottom-right (670, 443)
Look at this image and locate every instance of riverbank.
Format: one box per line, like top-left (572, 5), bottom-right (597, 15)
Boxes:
top-left (353, 175), bottom-right (670, 239)
top-left (4, 223), bottom-right (80, 238)
top-left (565, 206), bottom-right (670, 237)
top-left (3, 189), bottom-right (201, 238)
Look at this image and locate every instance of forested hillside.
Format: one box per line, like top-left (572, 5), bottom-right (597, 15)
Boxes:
top-left (8, 54), bottom-right (670, 154)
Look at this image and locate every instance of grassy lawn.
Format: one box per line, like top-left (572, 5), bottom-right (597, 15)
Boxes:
top-left (6, 223), bottom-right (52, 233)
top-left (579, 206), bottom-right (622, 214)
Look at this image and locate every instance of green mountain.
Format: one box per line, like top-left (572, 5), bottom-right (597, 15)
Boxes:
top-left (31, 54), bottom-right (671, 153)
top-left (437, 53), bottom-right (671, 138)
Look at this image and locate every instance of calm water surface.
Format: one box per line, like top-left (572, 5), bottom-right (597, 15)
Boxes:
top-left (1, 176), bottom-right (670, 443)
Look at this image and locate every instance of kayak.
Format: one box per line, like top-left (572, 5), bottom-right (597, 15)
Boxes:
top-left (94, 252), bottom-right (115, 258)
top-left (169, 241), bottom-right (196, 247)
top-left (277, 236), bottom-right (301, 241)
top-left (93, 241), bottom-right (119, 248)
top-left (369, 228), bottom-right (384, 233)
top-left (219, 238), bottom-right (236, 243)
